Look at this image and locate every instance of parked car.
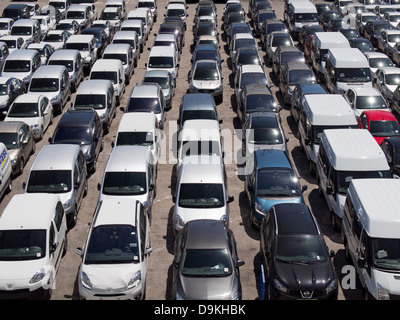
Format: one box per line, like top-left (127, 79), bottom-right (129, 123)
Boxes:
top-left (143, 70), bottom-right (175, 109)
top-left (0, 76), bottom-right (26, 114)
top-left (349, 37), bottom-right (375, 53)
top-left (1, 49), bottom-right (41, 85)
top-left (55, 19), bottom-right (81, 35)
top-left (344, 87), bottom-right (390, 118)
top-left (373, 66), bottom-right (400, 102)
top-left (363, 20), bottom-right (394, 47)
top-left (376, 29), bottom-right (400, 56)
top-left (27, 43), bottom-right (55, 65)
top-left (171, 219), bottom-right (244, 300)
top-left (234, 64), bottom-right (270, 103)
top-left (380, 136), bottom-right (400, 177)
top-left (266, 31), bottom-right (294, 65)
top-left (357, 110), bottom-right (400, 144)
top-left (81, 27), bottom-right (109, 59)
top-left (272, 45), bottom-right (304, 78)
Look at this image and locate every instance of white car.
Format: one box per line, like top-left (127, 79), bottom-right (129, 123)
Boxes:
top-left (5, 93), bottom-right (53, 140)
top-left (344, 87), bottom-right (390, 118)
top-left (0, 193), bottom-right (67, 300)
top-left (40, 30), bottom-right (70, 50)
top-left (0, 18), bottom-right (14, 38)
top-left (374, 66), bottom-right (400, 102)
top-left (364, 51), bottom-right (394, 80)
top-left (76, 198), bottom-right (152, 300)
top-left (234, 64), bottom-right (270, 102)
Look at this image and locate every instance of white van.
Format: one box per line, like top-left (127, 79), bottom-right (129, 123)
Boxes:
top-left (172, 154), bottom-right (234, 237)
top-left (324, 47), bottom-right (373, 94)
top-left (102, 43), bottom-right (135, 85)
top-left (310, 32), bottom-right (351, 83)
top-left (24, 144), bottom-right (87, 228)
top-left (10, 19), bottom-right (41, 46)
top-left (1, 49), bottom-right (41, 85)
top-left (114, 112), bottom-right (162, 163)
top-left (105, 0), bottom-right (126, 19)
top-left (316, 129), bottom-right (391, 231)
top-left (0, 142), bottom-right (12, 200)
top-left (112, 30), bottom-right (139, 67)
top-left (90, 59), bottom-right (125, 106)
top-left (127, 8), bottom-right (151, 38)
top-left (65, 34), bottom-right (97, 75)
top-left (0, 193), bottom-right (67, 299)
top-left (120, 19), bottom-right (145, 51)
top-left (97, 145), bottom-right (157, 219)
top-left (285, 0), bottom-right (319, 38)
top-left (146, 45), bottom-right (179, 81)
top-left (343, 178), bottom-right (400, 300)
top-left (298, 94), bottom-right (358, 175)
top-left (66, 4), bottom-right (92, 30)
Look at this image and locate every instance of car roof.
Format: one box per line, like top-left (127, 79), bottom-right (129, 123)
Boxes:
top-left (103, 43), bottom-right (131, 53)
top-left (117, 112), bottom-right (157, 132)
top-left (11, 19), bottom-right (37, 26)
top-left (180, 155), bottom-right (224, 184)
top-left (14, 92), bottom-right (43, 103)
top-left (49, 49), bottom-right (80, 60)
top-left (254, 149), bottom-right (291, 169)
top-left (144, 70), bottom-right (171, 77)
top-left (184, 220), bottom-right (228, 249)
top-left (91, 58), bottom-right (122, 70)
top-left (360, 110), bottom-right (398, 121)
top-left (0, 193), bottom-right (61, 230)
top-left (180, 119), bottom-right (221, 141)
top-left (105, 145), bottom-right (151, 172)
top-left (67, 34), bottom-right (94, 43)
top-left (149, 45), bottom-right (175, 56)
top-left (283, 61), bottom-right (311, 70)
top-left (77, 79), bottom-right (112, 93)
top-left (364, 51), bottom-right (391, 59)
top-left (181, 93), bottom-right (215, 109)
top-left (6, 49), bottom-right (38, 60)
top-left (243, 84), bottom-right (272, 95)
top-left (249, 112), bottom-right (280, 127)
top-left (272, 203), bottom-right (319, 236)
top-left (240, 64), bottom-right (264, 73)
top-left (130, 83), bottom-right (160, 97)
top-left (32, 65), bottom-right (66, 78)
top-left (94, 198), bottom-right (140, 228)
top-left (350, 87), bottom-right (383, 96)
top-left (379, 66), bottom-right (400, 74)
top-left (30, 144), bottom-right (81, 171)
top-left (297, 83), bottom-right (327, 94)
top-left (0, 121), bottom-right (24, 133)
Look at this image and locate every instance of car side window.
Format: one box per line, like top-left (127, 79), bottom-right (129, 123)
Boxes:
top-left (139, 204), bottom-right (146, 261)
top-left (49, 223), bottom-right (55, 250)
top-left (54, 202), bottom-right (64, 231)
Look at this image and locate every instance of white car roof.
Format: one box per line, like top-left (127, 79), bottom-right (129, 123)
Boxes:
top-left (117, 112), bottom-right (157, 132)
top-left (94, 198), bottom-right (141, 227)
top-left (104, 145), bottom-right (151, 172)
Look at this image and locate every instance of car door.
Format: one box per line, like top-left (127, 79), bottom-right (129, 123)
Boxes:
top-left (61, 69), bottom-right (70, 106)
top-left (50, 202), bottom-right (66, 273)
top-left (20, 123), bottom-right (32, 161)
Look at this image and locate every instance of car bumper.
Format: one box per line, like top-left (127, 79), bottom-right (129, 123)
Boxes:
top-left (78, 282), bottom-right (144, 300)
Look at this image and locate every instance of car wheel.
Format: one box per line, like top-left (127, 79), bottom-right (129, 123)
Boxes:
top-left (69, 206), bottom-right (78, 229)
top-left (6, 179), bottom-right (12, 194)
top-left (330, 211), bottom-right (339, 232)
top-left (317, 178), bottom-right (323, 198)
top-left (19, 158), bottom-right (24, 175)
top-left (83, 179), bottom-right (88, 197)
top-left (62, 232), bottom-right (68, 257)
top-left (31, 141), bottom-right (36, 155)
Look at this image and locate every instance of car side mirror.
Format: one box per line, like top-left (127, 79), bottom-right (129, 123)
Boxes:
top-left (76, 247), bottom-right (83, 257)
top-left (301, 185), bottom-right (308, 193)
top-left (172, 195), bottom-right (176, 203)
top-left (358, 256), bottom-right (366, 268)
top-left (149, 184), bottom-right (154, 191)
top-left (145, 246), bottom-right (153, 255)
top-left (236, 259), bottom-right (245, 267)
top-left (50, 242), bottom-right (57, 253)
top-left (48, 137), bottom-right (52, 143)
top-left (22, 182), bottom-right (26, 189)
top-left (228, 196), bottom-right (234, 203)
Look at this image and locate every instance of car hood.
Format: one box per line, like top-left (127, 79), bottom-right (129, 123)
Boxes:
top-left (274, 259), bottom-right (335, 291)
top-left (0, 259), bottom-right (47, 288)
top-left (28, 91), bottom-right (59, 102)
top-left (80, 263), bottom-right (142, 290)
top-left (191, 79), bottom-right (220, 89)
top-left (374, 267), bottom-right (400, 296)
top-left (177, 273), bottom-right (236, 300)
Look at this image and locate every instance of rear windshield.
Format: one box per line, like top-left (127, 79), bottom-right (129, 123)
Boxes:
top-left (27, 170), bottom-right (72, 193)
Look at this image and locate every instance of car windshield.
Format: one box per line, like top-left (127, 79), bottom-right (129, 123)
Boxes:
top-left (387, 34), bottom-right (400, 43)
top-left (180, 140), bottom-right (221, 157)
top-left (56, 23), bottom-right (74, 30)
top-left (84, 225), bottom-right (140, 264)
top-left (370, 120), bottom-right (400, 137)
top-left (336, 170), bottom-right (391, 194)
top-left (0, 22), bottom-right (9, 30)
top-left (362, 15), bottom-right (379, 22)
top-left (144, 76), bottom-right (169, 89)
top-left (385, 73), bottom-right (400, 85)
top-left (356, 95), bottom-right (388, 109)
top-left (0, 84), bottom-right (8, 95)
top-left (49, 60), bottom-right (74, 72)
top-left (181, 249), bottom-right (232, 277)
top-left (267, 24), bottom-right (286, 34)
top-left (234, 39), bottom-right (256, 51)
top-left (370, 238), bottom-right (400, 271)
top-left (116, 131), bottom-right (154, 146)
top-left (256, 168), bottom-right (301, 196)
top-left (2, 9), bottom-right (22, 20)
top-left (193, 67), bottom-right (219, 80)
top-left (7, 102), bottom-right (38, 117)
top-left (336, 67), bottom-right (371, 82)
top-left (258, 12), bottom-right (276, 22)
top-left (353, 41), bottom-right (374, 52)
top-left (237, 52), bottom-right (261, 66)
top-left (167, 9), bottom-right (185, 17)
top-left (29, 78), bottom-right (59, 92)
top-left (0, 230), bottom-right (46, 261)
top-left (103, 53), bottom-right (127, 65)
top-left (148, 56), bottom-right (174, 68)
top-left (26, 170), bottom-right (72, 193)
top-left (53, 126), bottom-right (93, 145)
top-left (127, 97), bottom-right (161, 113)
top-left (288, 70), bottom-right (315, 84)
top-left (182, 110), bottom-right (217, 123)
top-left (178, 183), bottom-right (224, 208)
top-left (3, 60), bottom-right (30, 72)
top-left (43, 34), bottom-right (63, 42)
top-left (374, 23), bottom-right (393, 32)
top-left (246, 94), bottom-right (277, 113)
top-left (389, 15), bottom-right (400, 23)
top-left (102, 172), bottom-right (147, 195)
top-left (154, 40), bottom-right (175, 48)
top-left (10, 26), bottom-right (32, 36)
top-left (276, 236), bottom-right (328, 263)
top-left (49, 1), bottom-right (65, 9)
top-left (294, 13), bottom-right (318, 22)
top-left (197, 25), bottom-right (217, 37)
top-left (90, 71), bottom-right (117, 84)
top-left (67, 11), bottom-right (85, 19)
top-left (369, 58), bottom-right (393, 69)
top-left (74, 94), bottom-right (105, 110)
top-left (138, 2), bottom-right (155, 8)
top-left (272, 35), bottom-right (293, 47)
top-left (101, 12), bottom-right (120, 20)
top-left (312, 125), bottom-right (358, 144)
top-left (241, 73), bottom-right (268, 87)
top-left (0, 132), bottom-right (18, 149)
top-left (194, 50), bottom-right (218, 61)
top-left (281, 52), bottom-right (304, 64)
top-left (3, 40), bottom-right (17, 48)
top-left (66, 42), bottom-right (89, 51)
top-left (113, 39), bottom-right (135, 47)
top-left (342, 29), bottom-right (360, 38)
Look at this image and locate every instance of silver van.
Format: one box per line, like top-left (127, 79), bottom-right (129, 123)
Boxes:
top-left (102, 43), bottom-right (134, 86)
top-left (120, 19), bottom-right (145, 52)
top-left (65, 34), bottom-right (97, 76)
top-left (28, 65), bottom-right (71, 115)
top-left (10, 18), bottom-right (41, 45)
top-left (23, 144), bottom-right (88, 228)
top-left (48, 49), bottom-right (84, 93)
top-left (1, 49), bottom-right (41, 85)
top-left (73, 79), bottom-right (117, 134)
top-left (112, 30), bottom-right (139, 67)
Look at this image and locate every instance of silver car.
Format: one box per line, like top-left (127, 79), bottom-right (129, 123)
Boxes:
top-left (172, 219), bottom-right (244, 300)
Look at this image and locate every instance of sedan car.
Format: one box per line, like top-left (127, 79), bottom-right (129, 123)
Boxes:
top-left (232, 47), bottom-right (262, 74)
top-left (242, 112), bottom-right (288, 158)
top-left (373, 66), bottom-right (400, 102)
top-left (344, 87), bottom-right (390, 118)
top-left (49, 108), bottom-right (104, 173)
top-left (0, 121), bottom-right (35, 175)
top-left (348, 37), bottom-right (375, 53)
top-left (171, 219), bottom-right (244, 300)
top-left (192, 44), bottom-right (223, 70)
top-left (188, 60), bottom-right (223, 104)
top-left (377, 30), bottom-right (400, 56)
top-left (358, 110), bottom-right (400, 144)
top-left (272, 45), bottom-right (304, 78)
top-left (0, 76), bottom-right (25, 114)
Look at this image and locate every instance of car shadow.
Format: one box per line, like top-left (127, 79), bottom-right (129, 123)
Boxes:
top-left (238, 191), bottom-right (261, 241)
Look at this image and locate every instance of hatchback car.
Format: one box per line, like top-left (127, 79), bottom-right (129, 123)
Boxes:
top-left (0, 121), bottom-right (35, 175)
top-left (172, 219), bottom-right (244, 300)
top-left (344, 87), bottom-right (390, 118)
top-left (357, 110), bottom-right (400, 144)
top-left (193, 21), bottom-right (218, 45)
top-left (364, 51), bottom-right (394, 78)
top-left (188, 60), bottom-right (223, 104)
top-left (260, 203), bottom-right (337, 300)
top-left (76, 198), bottom-right (152, 300)
top-left (192, 44), bottom-right (223, 70)
top-left (232, 47), bottom-right (262, 74)
top-left (349, 37), bottom-right (374, 53)
top-left (373, 66), bottom-right (400, 102)
top-left (143, 70), bottom-right (175, 109)
top-left (272, 46), bottom-right (305, 78)
top-left (260, 20), bottom-right (287, 50)
top-left (377, 29), bottom-right (400, 56)
top-left (5, 93), bottom-right (53, 141)
top-left (49, 108), bottom-right (104, 173)
top-left (266, 32), bottom-right (294, 65)
top-left (242, 112), bottom-right (288, 158)
top-left (40, 30), bottom-right (70, 50)
top-left (234, 64), bottom-right (270, 103)
top-left (0, 76), bottom-right (25, 114)
top-left (230, 33), bottom-right (258, 62)
top-left (244, 149), bottom-right (308, 228)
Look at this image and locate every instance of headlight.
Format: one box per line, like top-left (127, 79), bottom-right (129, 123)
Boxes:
top-left (63, 199), bottom-right (72, 211)
top-left (128, 270), bottom-right (141, 289)
top-left (326, 279), bottom-right (337, 295)
top-left (84, 152), bottom-right (91, 161)
top-left (230, 291), bottom-right (239, 300)
top-left (100, 112), bottom-right (107, 120)
top-left (81, 271), bottom-right (92, 290)
top-left (0, 101), bottom-right (8, 109)
top-left (30, 267), bottom-right (46, 284)
top-left (171, 71), bottom-right (176, 78)
top-left (114, 87), bottom-right (118, 94)
top-left (255, 202), bottom-right (267, 216)
top-left (273, 279), bottom-right (287, 293)
top-left (174, 214), bottom-right (185, 229)
top-left (220, 214), bottom-right (227, 225)
top-left (377, 283), bottom-right (390, 300)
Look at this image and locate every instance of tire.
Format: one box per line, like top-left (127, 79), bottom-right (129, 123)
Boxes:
top-left (19, 158), bottom-right (24, 175)
top-left (62, 232), bottom-right (68, 257)
top-left (68, 206), bottom-right (78, 229)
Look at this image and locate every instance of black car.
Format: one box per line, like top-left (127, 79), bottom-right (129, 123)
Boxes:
top-left (224, 12), bottom-right (246, 33)
top-left (260, 19), bottom-right (287, 50)
top-left (298, 24), bottom-right (324, 47)
top-left (363, 20), bottom-right (395, 46)
top-left (81, 27), bottom-right (109, 58)
top-left (226, 22), bottom-right (252, 46)
top-left (260, 203), bottom-right (338, 300)
top-left (158, 23), bottom-right (185, 49)
top-left (254, 10), bottom-right (277, 36)
top-left (49, 108), bottom-right (104, 173)
top-left (193, 21), bottom-right (218, 45)
top-left (0, 77), bottom-right (26, 116)
top-left (2, 4), bottom-right (30, 20)
top-left (325, 17), bottom-right (345, 32)
top-left (339, 27), bottom-right (361, 40)
top-left (380, 136), bottom-right (400, 178)
top-left (319, 10), bottom-right (340, 30)
top-left (349, 37), bottom-right (375, 53)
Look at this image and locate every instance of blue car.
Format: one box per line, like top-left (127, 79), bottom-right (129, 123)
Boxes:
top-left (244, 149), bottom-right (307, 228)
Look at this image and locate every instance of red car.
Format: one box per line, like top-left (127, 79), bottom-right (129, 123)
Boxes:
top-left (357, 110), bottom-right (400, 145)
